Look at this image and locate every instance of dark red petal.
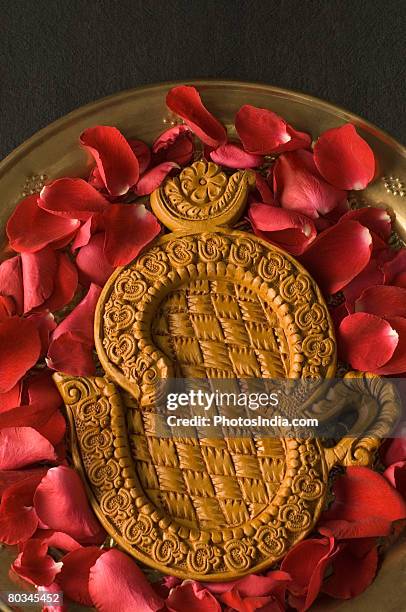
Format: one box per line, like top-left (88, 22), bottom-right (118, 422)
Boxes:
top-left (320, 466), bottom-right (406, 538)
top-left (26, 371), bottom-right (62, 411)
top-left (36, 529), bottom-right (82, 552)
top-left (160, 133), bottom-right (194, 165)
top-left (340, 207), bottom-right (392, 240)
top-left (34, 466), bottom-right (105, 544)
top-left (0, 382), bottom-right (22, 413)
top-left (39, 178), bottom-right (109, 220)
top-left (338, 312), bottom-right (398, 371)
top-left (273, 150), bottom-right (347, 219)
top-left (314, 124), bottom-right (376, 190)
top-left (80, 126), bottom-right (140, 196)
top-left (167, 582), bottom-right (221, 612)
top-left (0, 427), bottom-right (56, 469)
top-left (210, 143), bottom-right (263, 168)
top-left (76, 233), bottom-right (115, 287)
top-left (235, 105), bottom-right (291, 154)
top-left (58, 547), bottom-right (105, 606)
top-left (12, 538), bottom-right (62, 586)
top-left (0, 316), bottom-right (41, 393)
top-left (300, 220), bottom-right (372, 294)
top-left (52, 283), bottom-right (101, 344)
top-left (322, 540), bottom-right (378, 599)
top-left (343, 260), bottom-right (385, 313)
top-left (383, 461), bottom-right (406, 498)
top-left (135, 162), bottom-right (179, 196)
top-left (71, 215), bottom-right (103, 250)
top-left (355, 285), bottom-right (406, 318)
top-left (380, 431), bottom-right (406, 466)
top-left (89, 548), bottom-right (164, 612)
top-left (384, 249), bottom-right (406, 287)
top-left (375, 317), bottom-right (406, 375)
top-left (37, 253), bottom-right (78, 313)
top-left (128, 139), bottom-right (151, 174)
top-left (103, 204), bottom-right (161, 266)
top-left (6, 195), bottom-right (80, 253)
top-left (254, 172), bottom-right (275, 204)
top-left (152, 125), bottom-right (191, 153)
top-left (281, 536), bottom-right (336, 611)
top-left (47, 332), bottom-right (96, 376)
top-left (166, 85), bottom-right (227, 147)
top-left (0, 295), bottom-right (15, 320)
top-left (249, 203), bottom-right (316, 255)
top-left (0, 470), bottom-right (45, 544)
top-left (21, 248), bottom-right (58, 313)
top-left (0, 255), bottom-right (23, 314)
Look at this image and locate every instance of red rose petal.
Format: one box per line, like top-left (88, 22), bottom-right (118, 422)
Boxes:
top-left (0, 295), bottom-right (15, 320)
top-left (339, 312), bottom-right (398, 371)
top-left (52, 283), bottom-right (101, 343)
top-left (34, 466), bottom-right (105, 544)
top-left (375, 317), bottom-right (406, 375)
top-left (6, 195), bottom-right (80, 253)
top-left (384, 249), bottom-right (406, 287)
top-left (47, 332), bottom-right (96, 376)
top-left (103, 204), bottom-right (161, 266)
top-left (281, 535), bottom-right (337, 611)
top-left (80, 126), bottom-right (140, 196)
top-left (0, 255), bottom-right (24, 314)
top-left (89, 548), bottom-right (164, 612)
top-left (0, 316), bottom-right (41, 393)
top-left (273, 150), bottom-right (347, 219)
top-left (0, 470), bottom-right (45, 544)
top-left (254, 172), bottom-right (274, 204)
top-left (135, 161), bottom-right (179, 196)
top-left (322, 539), bottom-right (378, 599)
top-left (340, 207), bottom-right (392, 240)
top-left (38, 582), bottom-right (67, 612)
top-left (166, 85), bottom-right (227, 147)
top-left (39, 178), bottom-right (109, 220)
top-left (26, 372), bottom-right (62, 411)
top-left (76, 233), bottom-right (115, 287)
top-left (281, 123), bottom-right (312, 154)
top-left (21, 248), bottom-right (58, 313)
top-left (235, 105), bottom-right (291, 154)
top-left (355, 285), bottom-right (406, 318)
top-left (39, 253), bottom-right (78, 313)
top-left (0, 395), bottom-right (62, 442)
top-left (0, 382), bottom-right (22, 413)
top-left (249, 203), bottom-right (316, 255)
top-left (128, 139), bottom-right (151, 174)
top-left (314, 124), bottom-right (376, 190)
top-left (12, 538), bottom-right (63, 586)
top-left (343, 260), bottom-right (385, 313)
top-left (36, 529), bottom-right (82, 553)
top-left (0, 427), bottom-right (56, 469)
top-left (380, 431), bottom-right (406, 466)
top-left (300, 220), bottom-right (372, 294)
top-left (152, 125), bottom-right (191, 154)
top-left (383, 460), bottom-right (406, 498)
top-left (71, 215), bottom-right (103, 250)
top-left (320, 466), bottom-right (406, 538)
top-left (210, 143), bottom-right (263, 168)
top-left (26, 311), bottom-right (56, 357)
top-left (58, 547), bottom-right (105, 606)
top-left (159, 132), bottom-right (194, 165)
top-left (167, 582), bottom-right (221, 612)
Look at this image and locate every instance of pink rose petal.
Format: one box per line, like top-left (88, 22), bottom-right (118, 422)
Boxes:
top-left (58, 547), bottom-right (105, 606)
top-left (210, 143), bottom-right (263, 168)
top-left (235, 105), bottom-right (291, 154)
top-left (12, 538), bottom-right (63, 586)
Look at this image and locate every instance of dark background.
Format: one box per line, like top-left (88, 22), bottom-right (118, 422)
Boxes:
top-left (1, 0), bottom-right (405, 160)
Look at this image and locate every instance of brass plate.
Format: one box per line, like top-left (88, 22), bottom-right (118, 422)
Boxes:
top-left (1, 82), bottom-right (405, 594)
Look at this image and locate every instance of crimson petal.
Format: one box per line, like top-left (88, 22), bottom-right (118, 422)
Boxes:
top-left (338, 312), bottom-right (398, 371)
top-left (88, 548), bottom-right (164, 612)
top-left (7, 195), bottom-right (79, 253)
top-left (37, 253), bottom-right (78, 313)
top-left (339, 207), bottom-right (392, 240)
top-left (211, 143), bottom-right (263, 168)
top-left (314, 124), bottom-right (376, 190)
top-left (0, 470), bottom-right (45, 544)
top-left (320, 466), bottom-right (406, 538)
top-left (300, 220), bottom-right (372, 294)
top-left (254, 172), bottom-right (274, 204)
top-left (375, 317), bottom-right (406, 375)
top-left (249, 203), bottom-right (316, 255)
top-left (273, 150), bottom-right (347, 219)
top-left (322, 539), bottom-right (378, 599)
top-left (34, 466), bottom-right (105, 544)
top-left (135, 162), bottom-right (179, 196)
top-left (343, 260), bottom-right (384, 313)
top-left (384, 248), bottom-right (406, 287)
top-left (152, 125), bottom-right (191, 153)
top-left (128, 139), bottom-right (151, 174)
top-left (167, 582), bottom-right (221, 612)
top-left (0, 255), bottom-right (23, 314)
top-left (12, 538), bottom-right (63, 586)
top-left (0, 427), bottom-right (56, 469)
top-left (0, 316), bottom-right (41, 393)
top-left (21, 248), bottom-right (58, 313)
top-left (166, 85), bottom-right (227, 147)
top-left (58, 547), bottom-right (105, 606)
top-left (235, 105), bottom-right (291, 154)
top-left (52, 283), bottom-right (101, 343)
top-left (0, 382), bottom-right (21, 413)
top-left (39, 178), bottom-right (109, 220)
top-left (80, 126), bottom-right (140, 196)
top-left (76, 233), bottom-right (115, 287)
top-left (103, 204), bottom-right (161, 266)
top-left (355, 285), bottom-right (406, 318)
top-left (380, 431), bottom-right (406, 466)
top-left (47, 332), bottom-right (96, 376)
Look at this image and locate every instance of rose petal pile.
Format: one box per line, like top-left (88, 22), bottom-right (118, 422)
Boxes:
top-left (1, 84), bottom-right (406, 611)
